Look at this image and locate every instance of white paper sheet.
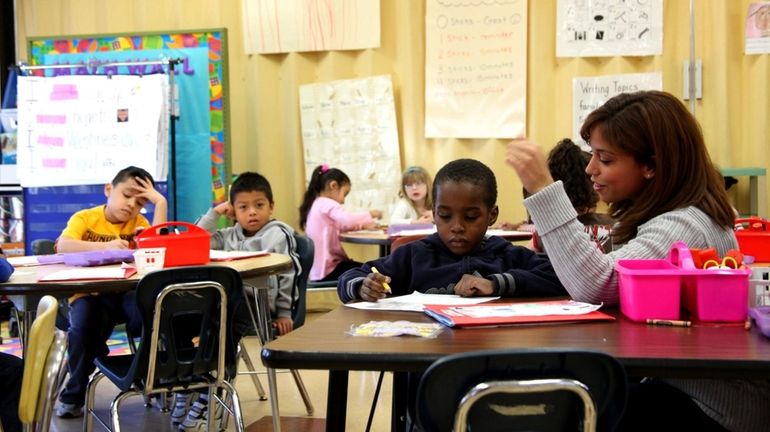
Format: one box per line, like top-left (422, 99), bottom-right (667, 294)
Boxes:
top-left (345, 292), bottom-right (500, 312)
top-left (39, 267), bottom-right (131, 282)
top-left (209, 250), bottom-right (269, 261)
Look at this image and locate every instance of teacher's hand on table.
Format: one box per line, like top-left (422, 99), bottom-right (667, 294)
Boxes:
top-left (506, 138), bottom-right (554, 194)
top-left (454, 274), bottom-right (494, 297)
top-left (359, 272), bottom-right (391, 302)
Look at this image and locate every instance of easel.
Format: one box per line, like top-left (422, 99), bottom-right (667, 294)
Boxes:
top-left (16, 58), bottom-right (182, 220)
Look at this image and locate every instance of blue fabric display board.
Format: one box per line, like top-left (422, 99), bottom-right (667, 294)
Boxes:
top-left (23, 182), bottom-right (167, 252)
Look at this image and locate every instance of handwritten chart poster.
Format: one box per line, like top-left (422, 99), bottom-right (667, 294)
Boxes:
top-left (557, 0), bottom-right (662, 57)
top-left (746, 2), bottom-right (770, 54)
top-left (241, 0), bottom-right (380, 54)
top-left (299, 75), bottom-right (402, 218)
top-left (572, 72), bottom-right (662, 149)
top-left (16, 75), bottom-right (168, 187)
top-left (425, 0), bottom-right (527, 138)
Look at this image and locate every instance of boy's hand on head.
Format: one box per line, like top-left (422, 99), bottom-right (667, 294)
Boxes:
top-left (214, 201), bottom-right (234, 218)
top-left (132, 176), bottom-right (166, 206)
top-left (359, 272), bottom-right (391, 302)
top-left (105, 239), bottom-right (130, 250)
top-left (506, 138), bottom-right (554, 194)
top-left (454, 274), bottom-right (494, 297)
top-left (272, 317), bottom-right (294, 336)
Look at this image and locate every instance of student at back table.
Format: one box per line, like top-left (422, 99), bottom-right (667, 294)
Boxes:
top-left (338, 158), bottom-right (564, 303)
top-left (55, 166), bottom-right (167, 418)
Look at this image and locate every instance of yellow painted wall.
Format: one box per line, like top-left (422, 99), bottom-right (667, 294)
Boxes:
top-left (14, 0), bottom-right (770, 232)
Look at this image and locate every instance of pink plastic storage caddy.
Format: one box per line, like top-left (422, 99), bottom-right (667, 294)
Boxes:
top-left (615, 241), bottom-right (750, 322)
top-left (134, 222), bottom-right (210, 267)
top-left (735, 217), bottom-right (770, 262)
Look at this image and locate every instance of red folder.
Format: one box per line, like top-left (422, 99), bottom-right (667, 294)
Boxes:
top-left (423, 300), bottom-right (615, 328)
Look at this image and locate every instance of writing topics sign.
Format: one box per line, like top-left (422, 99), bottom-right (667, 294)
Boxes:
top-left (572, 73), bottom-right (662, 148)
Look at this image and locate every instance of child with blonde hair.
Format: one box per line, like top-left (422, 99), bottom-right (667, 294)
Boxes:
top-left (389, 166), bottom-right (434, 225)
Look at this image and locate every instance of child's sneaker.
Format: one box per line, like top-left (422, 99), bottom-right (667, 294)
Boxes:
top-left (179, 395), bottom-right (222, 431)
top-left (170, 392), bottom-right (192, 426)
top-left (55, 402), bottom-right (83, 418)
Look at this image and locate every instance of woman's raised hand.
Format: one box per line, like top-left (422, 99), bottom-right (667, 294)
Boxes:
top-left (506, 138), bottom-right (554, 194)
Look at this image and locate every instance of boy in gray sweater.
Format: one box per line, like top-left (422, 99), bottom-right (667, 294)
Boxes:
top-left (175, 172), bottom-right (302, 430)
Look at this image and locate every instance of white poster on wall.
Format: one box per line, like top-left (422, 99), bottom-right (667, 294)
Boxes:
top-left (425, 0), bottom-right (527, 138)
top-left (16, 74), bottom-right (168, 187)
top-left (241, 0), bottom-right (380, 54)
top-left (299, 75), bottom-right (402, 219)
top-left (746, 2), bottom-right (770, 54)
top-left (557, 0), bottom-right (663, 58)
top-left (572, 72), bottom-right (662, 148)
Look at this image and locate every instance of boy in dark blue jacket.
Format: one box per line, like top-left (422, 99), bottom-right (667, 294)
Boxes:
top-left (338, 158), bottom-right (564, 303)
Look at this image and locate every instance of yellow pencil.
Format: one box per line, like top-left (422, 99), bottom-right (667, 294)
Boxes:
top-left (370, 266), bottom-right (392, 294)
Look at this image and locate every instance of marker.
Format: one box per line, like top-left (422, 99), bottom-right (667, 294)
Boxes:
top-left (646, 319), bottom-right (691, 328)
top-left (370, 267), bottom-right (392, 294)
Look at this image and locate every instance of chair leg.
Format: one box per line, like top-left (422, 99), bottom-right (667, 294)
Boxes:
top-left (290, 369), bottom-right (314, 415)
top-left (267, 367), bottom-right (281, 432)
top-left (220, 380), bottom-right (245, 432)
top-left (239, 342), bottom-right (268, 400)
top-left (109, 391), bottom-right (134, 432)
top-left (84, 373), bottom-right (107, 432)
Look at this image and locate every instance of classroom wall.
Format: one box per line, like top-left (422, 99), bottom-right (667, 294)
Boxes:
top-left (14, 0), bottom-right (770, 228)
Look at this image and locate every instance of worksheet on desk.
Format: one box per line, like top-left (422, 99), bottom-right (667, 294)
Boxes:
top-left (345, 292), bottom-right (499, 312)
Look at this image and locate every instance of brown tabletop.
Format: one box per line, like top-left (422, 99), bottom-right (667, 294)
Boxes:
top-left (262, 304), bottom-right (770, 431)
top-left (0, 253), bottom-right (292, 355)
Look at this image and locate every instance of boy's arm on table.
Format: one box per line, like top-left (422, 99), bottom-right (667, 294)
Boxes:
top-left (492, 248), bottom-right (566, 297)
top-left (58, 212), bottom-right (129, 251)
top-left (259, 227), bottom-right (297, 320)
top-left (337, 249), bottom-right (410, 303)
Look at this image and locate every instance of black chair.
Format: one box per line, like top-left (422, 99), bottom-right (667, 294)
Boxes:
top-left (83, 266), bottom-right (246, 432)
top-left (416, 349), bottom-right (627, 432)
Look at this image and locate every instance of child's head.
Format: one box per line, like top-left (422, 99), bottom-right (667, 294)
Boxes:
top-left (432, 159), bottom-right (499, 256)
top-left (299, 164), bottom-right (351, 229)
top-left (230, 172), bottom-right (275, 236)
top-left (548, 138), bottom-right (597, 215)
top-left (399, 166), bottom-right (433, 210)
top-left (580, 90), bottom-right (734, 243)
top-left (104, 166), bottom-right (155, 224)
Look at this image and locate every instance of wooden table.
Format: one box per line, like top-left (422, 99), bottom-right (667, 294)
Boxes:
top-left (341, 229), bottom-right (533, 257)
top-left (262, 305), bottom-right (770, 431)
top-left (0, 253), bottom-right (292, 352)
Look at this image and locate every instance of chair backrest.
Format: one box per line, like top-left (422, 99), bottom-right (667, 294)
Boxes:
top-left (110, 266), bottom-right (243, 393)
top-left (19, 295), bottom-right (68, 428)
top-left (292, 234), bottom-right (314, 328)
top-left (390, 234), bottom-right (425, 253)
top-left (416, 349), bottom-right (627, 432)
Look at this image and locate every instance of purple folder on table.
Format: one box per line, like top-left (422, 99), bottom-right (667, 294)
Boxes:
top-left (37, 250), bottom-right (135, 266)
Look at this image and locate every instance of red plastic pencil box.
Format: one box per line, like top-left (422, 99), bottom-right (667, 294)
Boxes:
top-left (134, 222), bottom-right (211, 267)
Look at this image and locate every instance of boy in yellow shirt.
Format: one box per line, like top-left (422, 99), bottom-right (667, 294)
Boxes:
top-left (55, 166), bottom-right (167, 418)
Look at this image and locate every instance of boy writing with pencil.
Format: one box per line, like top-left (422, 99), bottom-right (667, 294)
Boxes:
top-left (56, 166), bottom-right (167, 418)
top-left (338, 158), bottom-right (565, 303)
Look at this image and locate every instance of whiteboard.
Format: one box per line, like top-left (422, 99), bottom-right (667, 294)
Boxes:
top-left (16, 74), bottom-right (169, 187)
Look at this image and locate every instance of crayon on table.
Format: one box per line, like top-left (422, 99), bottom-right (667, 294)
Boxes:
top-left (370, 266), bottom-right (392, 294)
top-left (646, 319), bottom-right (691, 327)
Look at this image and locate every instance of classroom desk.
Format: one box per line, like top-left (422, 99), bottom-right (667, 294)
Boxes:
top-left (340, 229), bottom-right (533, 257)
top-left (262, 305), bottom-right (770, 432)
top-left (0, 253), bottom-right (292, 354)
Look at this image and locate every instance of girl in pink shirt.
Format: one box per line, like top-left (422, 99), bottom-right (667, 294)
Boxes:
top-left (299, 165), bottom-right (383, 281)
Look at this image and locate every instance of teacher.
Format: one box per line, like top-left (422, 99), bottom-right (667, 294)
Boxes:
top-left (506, 90), bottom-right (769, 432)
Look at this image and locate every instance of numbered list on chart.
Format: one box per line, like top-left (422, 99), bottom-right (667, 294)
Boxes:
top-left (425, 0), bottom-right (527, 139)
